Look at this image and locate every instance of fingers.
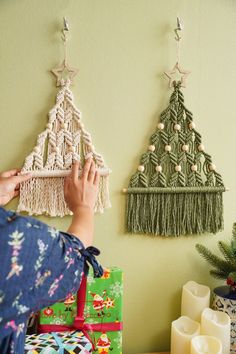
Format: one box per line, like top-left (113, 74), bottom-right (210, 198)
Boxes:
top-left (13, 190), bottom-right (19, 198)
top-left (82, 158), bottom-right (92, 181)
top-left (14, 172), bottom-right (32, 184)
top-left (0, 169), bottom-right (20, 178)
top-left (71, 160), bottom-right (80, 183)
top-left (88, 160), bottom-right (96, 183)
top-left (94, 170), bottom-right (100, 186)
top-left (64, 176), bottom-right (69, 195)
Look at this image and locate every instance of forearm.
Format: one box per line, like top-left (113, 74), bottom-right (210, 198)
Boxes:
top-left (67, 206), bottom-right (94, 248)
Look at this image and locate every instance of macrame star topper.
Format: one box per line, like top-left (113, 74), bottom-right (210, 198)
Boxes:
top-left (164, 62), bottom-right (190, 88)
top-left (125, 18), bottom-right (225, 236)
top-left (51, 59), bottom-right (78, 87)
top-left (18, 19), bottom-right (111, 216)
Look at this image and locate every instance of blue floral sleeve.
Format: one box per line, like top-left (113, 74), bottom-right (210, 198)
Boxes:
top-left (0, 207), bottom-right (103, 354)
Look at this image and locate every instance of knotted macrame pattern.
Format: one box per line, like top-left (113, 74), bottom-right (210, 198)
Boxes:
top-left (126, 81), bottom-right (225, 236)
top-left (18, 79), bottom-right (111, 217)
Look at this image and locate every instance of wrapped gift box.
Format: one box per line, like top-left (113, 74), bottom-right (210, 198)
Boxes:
top-left (25, 330), bottom-right (92, 353)
top-left (39, 293), bottom-right (77, 326)
top-left (39, 267), bottom-right (123, 353)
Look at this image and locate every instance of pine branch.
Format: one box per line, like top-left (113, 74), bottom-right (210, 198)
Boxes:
top-left (210, 269), bottom-right (228, 280)
top-left (196, 244), bottom-right (234, 274)
top-left (218, 241), bottom-right (235, 262)
top-left (232, 223), bottom-right (236, 240)
top-left (231, 223), bottom-right (236, 256)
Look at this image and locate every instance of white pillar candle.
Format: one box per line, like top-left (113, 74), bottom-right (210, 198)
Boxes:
top-left (191, 335), bottom-right (222, 354)
top-left (181, 281), bottom-right (210, 322)
top-left (201, 308), bottom-right (230, 354)
top-left (171, 316), bottom-right (200, 354)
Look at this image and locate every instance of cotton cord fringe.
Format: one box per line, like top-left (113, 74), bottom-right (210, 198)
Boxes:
top-left (126, 191), bottom-right (224, 236)
top-left (18, 175), bottom-right (111, 217)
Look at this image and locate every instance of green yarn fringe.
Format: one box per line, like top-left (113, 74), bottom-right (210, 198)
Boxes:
top-left (126, 191), bottom-right (224, 236)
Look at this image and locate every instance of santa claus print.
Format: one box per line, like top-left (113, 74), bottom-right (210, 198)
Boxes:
top-left (63, 292), bottom-right (76, 312)
top-left (89, 290), bottom-right (106, 316)
top-left (96, 332), bottom-right (113, 353)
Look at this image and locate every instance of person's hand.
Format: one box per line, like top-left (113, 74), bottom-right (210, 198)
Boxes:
top-left (65, 159), bottom-right (100, 247)
top-left (0, 169), bottom-right (32, 206)
top-left (64, 159), bottom-right (100, 215)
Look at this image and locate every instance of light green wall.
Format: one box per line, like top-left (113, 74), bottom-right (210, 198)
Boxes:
top-left (0, 0), bottom-right (236, 353)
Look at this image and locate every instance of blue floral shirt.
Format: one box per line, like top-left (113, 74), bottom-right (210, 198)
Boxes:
top-left (0, 207), bottom-right (103, 354)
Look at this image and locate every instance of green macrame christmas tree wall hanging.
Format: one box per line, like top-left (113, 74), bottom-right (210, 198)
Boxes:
top-left (125, 19), bottom-right (225, 237)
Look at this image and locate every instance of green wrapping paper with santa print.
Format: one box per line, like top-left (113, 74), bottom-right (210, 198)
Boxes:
top-left (39, 267), bottom-right (123, 353)
top-left (39, 293), bottom-right (77, 326)
top-left (84, 267), bottom-right (123, 354)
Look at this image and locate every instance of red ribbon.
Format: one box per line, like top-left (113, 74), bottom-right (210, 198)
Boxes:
top-left (38, 275), bottom-right (123, 350)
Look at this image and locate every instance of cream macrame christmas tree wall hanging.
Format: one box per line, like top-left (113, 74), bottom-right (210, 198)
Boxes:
top-left (18, 18), bottom-right (111, 217)
top-left (125, 18), bottom-right (226, 236)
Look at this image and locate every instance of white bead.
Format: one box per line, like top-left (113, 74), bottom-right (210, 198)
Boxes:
top-left (54, 146), bottom-right (60, 153)
top-left (175, 165), bottom-right (181, 172)
top-left (165, 145), bottom-right (171, 152)
top-left (191, 164), bottom-right (198, 172)
top-left (148, 145), bottom-right (155, 152)
top-left (69, 145), bottom-right (76, 153)
top-left (138, 165), bottom-right (145, 172)
top-left (174, 123), bottom-right (181, 131)
top-left (198, 144), bottom-right (205, 152)
top-left (46, 123), bottom-right (52, 130)
top-left (189, 122), bottom-right (196, 130)
top-left (61, 122), bottom-right (67, 130)
top-left (91, 145), bottom-right (95, 152)
top-left (33, 146), bottom-right (40, 154)
top-left (157, 123), bottom-right (164, 130)
top-left (155, 165), bottom-right (162, 172)
top-left (80, 123), bottom-right (84, 129)
top-left (182, 144), bottom-right (189, 152)
top-left (209, 164), bottom-right (216, 171)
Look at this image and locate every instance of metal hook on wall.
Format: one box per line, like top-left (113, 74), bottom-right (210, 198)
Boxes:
top-left (174, 17), bottom-right (183, 41)
top-left (61, 17), bottom-right (69, 42)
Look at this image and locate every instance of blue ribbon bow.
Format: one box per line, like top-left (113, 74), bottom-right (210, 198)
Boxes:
top-left (80, 246), bottom-right (103, 278)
